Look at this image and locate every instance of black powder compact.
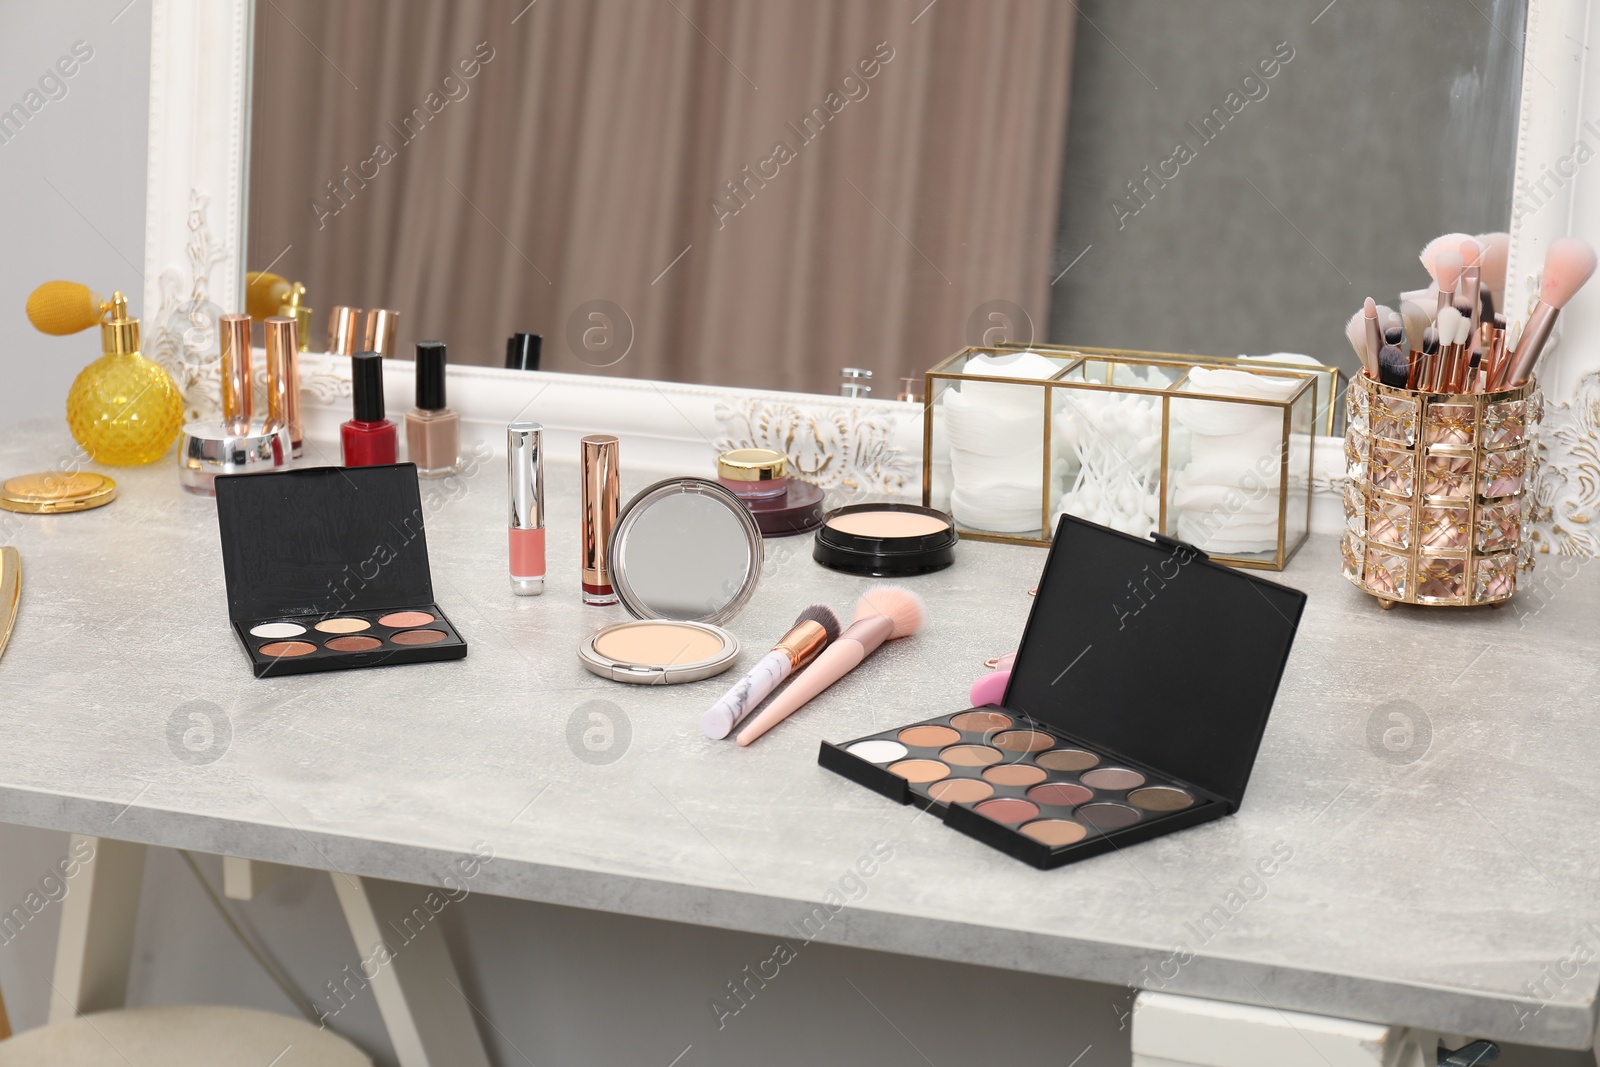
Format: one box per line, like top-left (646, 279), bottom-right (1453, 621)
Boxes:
top-left (820, 515), bottom-right (1306, 869)
top-left (213, 464), bottom-right (467, 677)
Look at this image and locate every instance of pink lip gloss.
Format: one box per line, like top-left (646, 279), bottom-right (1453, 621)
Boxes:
top-left (507, 422), bottom-right (545, 595)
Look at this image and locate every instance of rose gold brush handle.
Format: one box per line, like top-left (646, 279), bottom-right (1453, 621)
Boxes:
top-left (1505, 302), bottom-right (1558, 388)
top-left (736, 615), bottom-right (893, 746)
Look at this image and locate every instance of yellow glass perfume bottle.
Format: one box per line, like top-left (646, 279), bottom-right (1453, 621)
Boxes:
top-left (64, 292), bottom-right (185, 465)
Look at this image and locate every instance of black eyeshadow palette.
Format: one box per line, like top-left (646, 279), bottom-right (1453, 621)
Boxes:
top-left (820, 515), bottom-right (1305, 869)
top-left (214, 464), bottom-right (468, 677)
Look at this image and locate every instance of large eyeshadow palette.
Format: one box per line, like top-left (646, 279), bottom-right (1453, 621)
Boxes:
top-left (214, 464), bottom-right (467, 677)
top-left (822, 709), bottom-right (1221, 867)
top-left (820, 515), bottom-right (1305, 869)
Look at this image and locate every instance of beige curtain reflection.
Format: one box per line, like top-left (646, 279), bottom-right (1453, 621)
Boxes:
top-left (250, 1), bottom-right (1074, 395)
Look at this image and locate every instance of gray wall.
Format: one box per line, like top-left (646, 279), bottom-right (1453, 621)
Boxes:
top-left (0, 0), bottom-right (150, 432)
top-left (1050, 0), bottom-right (1523, 377)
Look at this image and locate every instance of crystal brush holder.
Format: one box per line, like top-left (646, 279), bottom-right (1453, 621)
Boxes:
top-left (1342, 373), bottom-right (1538, 607)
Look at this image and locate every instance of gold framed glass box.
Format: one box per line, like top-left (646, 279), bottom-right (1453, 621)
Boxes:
top-left (923, 346), bottom-right (1320, 570)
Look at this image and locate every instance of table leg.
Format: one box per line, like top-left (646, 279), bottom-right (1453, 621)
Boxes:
top-left (221, 856), bottom-right (294, 900)
top-left (48, 836), bottom-right (146, 1022)
top-left (330, 873), bottom-right (491, 1067)
top-left (1131, 990), bottom-right (1439, 1067)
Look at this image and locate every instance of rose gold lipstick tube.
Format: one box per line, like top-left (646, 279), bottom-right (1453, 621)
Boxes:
top-left (363, 308), bottom-right (400, 357)
top-left (580, 434), bottom-right (620, 605)
top-left (263, 315), bottom-right (304, 457)
top-left (327, 306), bottom-right (361, 355)
top-left (220, 313), bottom-right (252, 435)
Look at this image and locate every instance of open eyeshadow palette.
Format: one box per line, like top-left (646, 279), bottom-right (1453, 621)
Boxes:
top-left (214, 464), bottom-right (467, 677)
top-left (820, 515), bottom-right (1306, 869)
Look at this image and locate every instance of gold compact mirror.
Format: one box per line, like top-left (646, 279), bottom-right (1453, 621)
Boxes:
top-left (0, 472), bottom-right (117, 514)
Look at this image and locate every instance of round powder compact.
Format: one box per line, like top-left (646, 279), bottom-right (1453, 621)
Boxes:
top-left (0, 471), bottom-right (116, 514)
top-left (580, 619), bottom-right (739, 685)
top-left (813, 503), bottom-right (957, 577)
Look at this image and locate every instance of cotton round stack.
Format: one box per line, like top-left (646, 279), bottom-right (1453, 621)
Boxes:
top-left (944, 350), bottom-right (1060, 532)
top-left (1169, 365), bottom-right (1303, 554)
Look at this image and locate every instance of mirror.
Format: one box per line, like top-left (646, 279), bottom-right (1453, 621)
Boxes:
top-left (248, 1), bottom-right (1524, 396)
top-left (610, 479), bottom-right (762, 623)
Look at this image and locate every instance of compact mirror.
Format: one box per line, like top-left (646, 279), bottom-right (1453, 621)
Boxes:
top-left (609, 479), bottom-right (763, 625)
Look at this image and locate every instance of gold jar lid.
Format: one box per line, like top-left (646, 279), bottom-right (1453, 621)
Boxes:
top-left (0, 471), bottom-right (117, 514)
top-left (717, 448), bottom-right (788, 482)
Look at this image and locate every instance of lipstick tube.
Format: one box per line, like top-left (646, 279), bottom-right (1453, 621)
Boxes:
top-left (507, 422), bottom-right (545, 596)
top-left (263, 315), bottom-right (304, 457)
top-left (363, 308), bottom-right (400, 357)
top-left (220, 313), bottom-right (252, 435)
top-left (580, 434), bottom-right (620, 605)
top-left (327, 306), bottom-right (361, 355)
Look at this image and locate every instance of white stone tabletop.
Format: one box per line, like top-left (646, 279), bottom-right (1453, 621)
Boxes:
top-left (1, 419), bottom-right (1596, 1047)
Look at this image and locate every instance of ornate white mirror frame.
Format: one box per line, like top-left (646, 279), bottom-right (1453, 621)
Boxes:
top-left (143, 0), bottom-right (1600, 537)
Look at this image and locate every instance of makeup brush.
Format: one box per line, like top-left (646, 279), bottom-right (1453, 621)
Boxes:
top-left (702, 604), bottom-right (842, 739)
top-left (1420, 232), bottom-right (1474, 276)
top-left (1400, 299), bottom-right (1431, 355)
top-left (1345, 306), bottom-right (1375, 378)
top-left (1459, 238), bottom-right (1483, 343)
top-left (736, 587), bottom-right (926, 746)
top-left (1453, 312), bottom-right (1474, 391)
top-left (1377, 322), bottom-right (1409, 388)
top-left (1477, 232), bottom-right (1510, 310)
top-left (1503, 236), bottom-right (1599, 387)
top-left (1430, 305), bottom-right (1462, 392)
top-left (1431, 249), bottom-right (1464, 320)
top-left (1353, 298), bottom-right (1381, 380)
top-left (1409, 326), bottom-right (1438, 389)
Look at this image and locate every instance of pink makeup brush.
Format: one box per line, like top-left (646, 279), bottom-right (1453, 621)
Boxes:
top-left (1459, 238), bottom-right (1483, 344)
top-left (1348, 298), bottom-right (1381, 380)
top-left (736, 586), bottom-right (925, 746)
top-left (1477, 232), bottom-right (1510, 303)
top-left (1420, 232), bottom-right (1473, 276)
top-left (1504, 237), bottom-right (1599, 387)
top-left (1431, 249), bottom-right (1464, 320)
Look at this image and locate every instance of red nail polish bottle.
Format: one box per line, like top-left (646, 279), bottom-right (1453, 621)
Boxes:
top-left (341, 351), bottom-right (397, 466)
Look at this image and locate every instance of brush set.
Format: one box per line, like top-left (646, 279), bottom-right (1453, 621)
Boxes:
top-left (1339, 232), bottom-right (1597, 608)
top-left (1346, 233), bottom-right (1596, 395)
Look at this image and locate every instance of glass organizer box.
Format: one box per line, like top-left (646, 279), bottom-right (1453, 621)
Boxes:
top-left (1342, 374), bottom-right (1539, 607)
top-left (923, 345), bottom-right (1321, 570)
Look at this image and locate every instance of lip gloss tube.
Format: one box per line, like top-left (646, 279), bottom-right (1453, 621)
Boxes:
top-left (507, 422), bottom-right (545, 596)
top-left (580, 434), bottom-right (620, 605)
top-left (220, 313), bottom-right (252, 435)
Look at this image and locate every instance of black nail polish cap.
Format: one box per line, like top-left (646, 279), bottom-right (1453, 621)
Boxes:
top-left (416, 341), bottom-right (447, 410)
top-left (351, 351), bottom-right (386, 421)
top-left (506, 332), bottom-right (542, 370)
